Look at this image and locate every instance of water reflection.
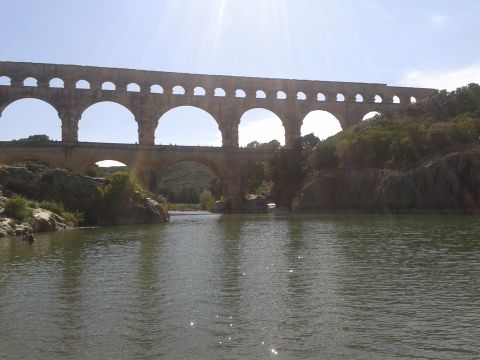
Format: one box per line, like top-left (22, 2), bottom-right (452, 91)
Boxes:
top-left (124, 225), bottom-right (167, 358)
top-left (54, 231), bottom-right (85, 357)
top-left (332, 215), bottom-right (480, 358)
top-left (0, 214), bottom-right (479, 359)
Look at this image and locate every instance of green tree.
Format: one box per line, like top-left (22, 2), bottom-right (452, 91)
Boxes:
top-left (199, 189), bottom-right (215, 210)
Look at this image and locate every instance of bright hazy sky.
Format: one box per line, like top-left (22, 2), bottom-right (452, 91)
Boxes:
top-left (1, 0), bottom-right (480, 153)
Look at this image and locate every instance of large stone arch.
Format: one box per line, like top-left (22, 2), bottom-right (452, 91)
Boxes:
top-left (0, 97), bottom-right (62, 140)
top-left (155, 105), bottom-right (222, 146)
top-left (0, 155), bottom-right (54, 168)
top-left (0, 95), bottom-right (60, 116)
top-left (362, 110), bottom-right (383, 121)
top-left (238, 107), bottom-right (285, 146)
top-left (150, 155), bottom-right (243, 211)
top-left (241, 106), bottom-right (284, 125)
top-left (158, 104), bottom-right (220, 127)
top-left (152, 155), bottom-right (223, 180)
top-left (78, 100), bottom-right (137, 123)
top-left (77, 101), bottom-right (138, 143)
top-left (301, 109), bottom-right (343, 140)
top-left (0, 145), bottom-right (70, 169)
top-left (76, 157), bottom-right (134, 174)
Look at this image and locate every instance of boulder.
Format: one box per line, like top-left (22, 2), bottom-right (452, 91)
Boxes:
top-left (32, 208), bottom-right (71, 232)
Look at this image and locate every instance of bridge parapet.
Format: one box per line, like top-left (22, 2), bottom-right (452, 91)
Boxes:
top-left (0, 61), bottom-right (436, 103)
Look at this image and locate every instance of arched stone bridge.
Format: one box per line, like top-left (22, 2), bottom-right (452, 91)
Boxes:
top-left (0, 61), bottom-right (436, 148)
top-left (0, 141), bottom-right (272, 211)
top-left (0, 61), bottom-right (437, 211)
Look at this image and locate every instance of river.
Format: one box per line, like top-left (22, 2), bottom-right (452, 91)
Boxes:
top-left (0, 213), bottom-right (478, 359)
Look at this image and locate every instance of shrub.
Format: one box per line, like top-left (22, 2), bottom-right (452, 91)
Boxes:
top-left (93, 172), bottom-right (143, 223)
top-left (310, 140), bottom-right (339, 170)
top-left (199, 189), bottom-right (215, 211)
top-left (3, 195), bottom-right (32, 222)
top-left (100, 172), bottom-right (142, 203)
top-left (156, 194), bottom-right (168, 205)
top-left (38, 200), bottom-right (65, 215)
top-left (85, 164), bottom-right (102, 177)
top-left (256, 180), bottom-right (273, 198)
top-left (61, 211), bottom-right (83, 227)
top-left (38, 200), bottom-right (83, 226)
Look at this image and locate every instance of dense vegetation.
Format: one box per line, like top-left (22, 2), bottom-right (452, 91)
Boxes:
top-left (157, 162), bottom-right (222, 203)
top-left (311, 83), bottom-right (480, 171)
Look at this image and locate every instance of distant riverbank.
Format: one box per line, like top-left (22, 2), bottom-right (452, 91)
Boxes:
top-left (293, 144), bottom-right (480, 214)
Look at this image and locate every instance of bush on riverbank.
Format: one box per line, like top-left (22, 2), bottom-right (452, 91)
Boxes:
top-left (91, 172), bottom-right (169, 225)
top-left (38, 200), bottom-right (83, 227)
top-left (3, 196), bottom-right (32, 223)
top-left (2, 195), bottom-right (82, 227)
top-left (199, 189), bottom-right (215, 211)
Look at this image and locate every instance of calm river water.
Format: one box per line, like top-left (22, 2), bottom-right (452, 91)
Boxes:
top-left (0, 213), bottom-right (479, 359)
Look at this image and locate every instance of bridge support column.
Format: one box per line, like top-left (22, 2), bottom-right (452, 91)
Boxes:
top-left (223, 168), bottom-right (244, 212)
top-left (221, 122), bottom-right (239, 148)
top-left (136, 110), bottom-right (158, 146)
top-left (138, 120), bottom-right (156, 146)
top-left (136, 168), bottom-right (158, 192)
top-left (59, 110), bottom-right (80, 142)
top-left (284, 118), bottom-right (301, 149)
top-left (218, 108), bottom-right (242, 148)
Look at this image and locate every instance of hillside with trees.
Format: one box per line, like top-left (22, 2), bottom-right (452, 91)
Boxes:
top-left (273, 83), bottom-right (480, 212)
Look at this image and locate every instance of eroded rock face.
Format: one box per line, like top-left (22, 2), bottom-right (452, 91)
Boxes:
top-left (96, 195), bottom-right (170, 226)
top-left (293, 147), bottom-right (480, 213)
top-left (0, 166), bottom-right (102, 212)
top-left (0, 165), bottom-right (169, 228)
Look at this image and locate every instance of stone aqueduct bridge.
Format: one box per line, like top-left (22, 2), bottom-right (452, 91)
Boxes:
top-left (0, 61), bottom-right (437, 210)
top-left (0, 141), bottom-right (271, 211)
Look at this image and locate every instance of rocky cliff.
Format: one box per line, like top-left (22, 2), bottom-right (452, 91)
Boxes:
top-left (292, 146), bottom-right (480, 213)
top-left (0, 164), bottom-right (169, 231)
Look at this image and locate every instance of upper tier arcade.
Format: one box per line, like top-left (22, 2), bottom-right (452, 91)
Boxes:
top-left (0, 61), bottom-right (437, 148)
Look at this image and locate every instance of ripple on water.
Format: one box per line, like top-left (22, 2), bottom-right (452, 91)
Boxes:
top-left (0, 214), bottom-right (479, 359)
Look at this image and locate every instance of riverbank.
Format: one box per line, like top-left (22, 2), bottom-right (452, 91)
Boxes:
top-left (0, 164), bottom-right (169, 236)
top-left (293, 144), bottom-right (480, 213)
top-left (0, 194), bottom-right (75, 237)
